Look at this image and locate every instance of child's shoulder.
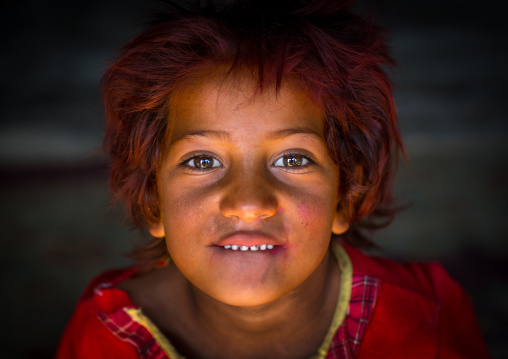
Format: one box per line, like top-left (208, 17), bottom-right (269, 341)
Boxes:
top-left (56, 267), bottom-right (141, 359)
top-left (77, 267), bottom-right (137, 302)
top-left (342, 242), bottom-right (490, 358)
top-left (343, 241), bottom-right (459, 298)
top-left (58, 265), bottom-right (189, 359)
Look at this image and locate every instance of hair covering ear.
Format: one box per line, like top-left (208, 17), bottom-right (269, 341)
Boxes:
top-left (149, 222), bottom-right (165, 238)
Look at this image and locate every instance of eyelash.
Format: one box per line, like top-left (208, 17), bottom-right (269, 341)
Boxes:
top-left (178, 152), bottom-right (315, 172)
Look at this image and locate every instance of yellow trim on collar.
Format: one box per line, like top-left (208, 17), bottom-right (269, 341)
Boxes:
top-left (124, 307), bottom-right (185, 359)
top-left (310, 242), bottom-right (353, 359)
top-left (124, 241), bottom-right (352, 359)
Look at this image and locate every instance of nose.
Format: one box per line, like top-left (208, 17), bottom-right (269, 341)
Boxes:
top-left (220, 166), bottom-right (278, 221)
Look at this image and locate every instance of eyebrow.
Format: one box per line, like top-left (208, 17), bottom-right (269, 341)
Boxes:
top-left (169, 126), bottom-right (323, 147)
top-left (169, 130), bottom-right (231, 146)
top-left (267, 127), bottom-right (323, 141)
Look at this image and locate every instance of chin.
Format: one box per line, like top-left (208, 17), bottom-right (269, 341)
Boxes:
top-left (203, 282), bottom-right (290, 308)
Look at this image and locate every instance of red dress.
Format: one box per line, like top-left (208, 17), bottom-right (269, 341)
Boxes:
top-left (56, 243), bottom-right (490, 358)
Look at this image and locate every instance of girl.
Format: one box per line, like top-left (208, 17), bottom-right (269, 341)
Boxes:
top-left (57, 0), bottom-right (489, 357)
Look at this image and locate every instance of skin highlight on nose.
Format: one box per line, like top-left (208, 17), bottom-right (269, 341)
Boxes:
top-left (220, 185), bottom-right (278, 222)
top-left (218, 159), bottom-right (279, 221)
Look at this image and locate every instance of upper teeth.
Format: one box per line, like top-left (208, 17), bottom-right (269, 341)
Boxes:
top-left (223, 244), bottom-right (274, 251)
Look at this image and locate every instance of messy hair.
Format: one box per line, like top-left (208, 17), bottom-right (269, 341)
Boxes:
top-left (102, 0), bottom-right (404, 268)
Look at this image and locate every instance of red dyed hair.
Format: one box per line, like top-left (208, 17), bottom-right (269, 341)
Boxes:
top-left (102, 0), bottom-right (404, 266)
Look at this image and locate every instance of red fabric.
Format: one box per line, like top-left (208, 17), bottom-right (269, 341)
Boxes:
top-left (57, 245), bottom-right (490, 358)
top-left (326, 275), bottom-right (381, 359)
top-left (97, 306), bottom-right (169, 359)
top-left (342, 244), bottom-right (491, 359)
top-left (58, 271), bottom-right (379, 359)
top-left (56, 268), bottom-right (140, 359)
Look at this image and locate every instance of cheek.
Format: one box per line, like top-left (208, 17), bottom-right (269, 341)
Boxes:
top-left (166, 193), bottom-right (201, 220)
top-left (296, 188), bottom-right (336, 220)
top-left (290, 173), bottom-right (339, 231)
top-left (161, 185), bottom-right (216, 241)
top-left (296, 203), bottom-right (311, 225)
top-left (295, 196), bottom-right (335, 236)
top-left (163, 178), bottom-right (215, 215)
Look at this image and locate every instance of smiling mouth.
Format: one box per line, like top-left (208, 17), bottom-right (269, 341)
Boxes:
top-left (222, 244), bottom-right (275, 251)
top-left (214, 230), bottom-right (283, 251)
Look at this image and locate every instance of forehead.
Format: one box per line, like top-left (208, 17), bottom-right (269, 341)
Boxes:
top-left (166, 72), bottom-right (325, 141)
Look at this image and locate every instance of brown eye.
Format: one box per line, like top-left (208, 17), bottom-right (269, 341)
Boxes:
top-left (185, 155), bottom-right (222, 170)
top-left (194, 156), bottom-right (213, 168)
top-left (284, 155), bottom-right (302, 167)
top-left (273, 154), bottom-right (310, 168)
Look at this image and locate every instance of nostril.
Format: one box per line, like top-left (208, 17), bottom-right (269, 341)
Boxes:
top-left (225, 212), bottom-right (273, 221)
top-left (220, 194), bottom-right (278, 221)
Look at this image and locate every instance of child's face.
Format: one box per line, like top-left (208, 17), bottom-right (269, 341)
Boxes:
top-left (150, 73), bottom-right (349, 306)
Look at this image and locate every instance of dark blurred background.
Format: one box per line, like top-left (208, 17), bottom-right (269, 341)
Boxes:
top-left (1, 0), bottom-right (507, 357)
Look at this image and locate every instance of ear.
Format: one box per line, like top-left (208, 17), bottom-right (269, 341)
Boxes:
top-left (331, 211), bottom-right (350, 235)
top-left (148, 222), bottom-right (165, 238)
